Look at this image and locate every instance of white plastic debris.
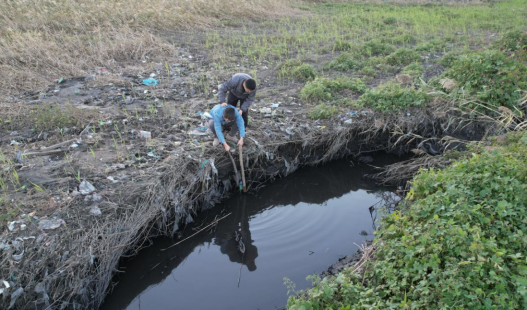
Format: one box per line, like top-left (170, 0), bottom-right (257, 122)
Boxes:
top-left (38, 219), bottom-right (65, 230)
top-left (138, 130), bottom-right (151, 139)
top-left (79, 180), bottom-right (96, 195)
top-left (9, 287), bottom-right (23, 309)
top-left (89, 205), bottom-right (102, 216)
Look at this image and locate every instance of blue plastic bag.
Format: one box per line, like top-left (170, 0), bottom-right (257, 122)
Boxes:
top-left (142, 78), bottom-right (158, 86)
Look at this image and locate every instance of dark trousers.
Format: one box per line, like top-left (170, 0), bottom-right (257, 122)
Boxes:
top-left (208, 119), bottom-right (238, 138)
top-left (227, 93), bottom-right (248, 128)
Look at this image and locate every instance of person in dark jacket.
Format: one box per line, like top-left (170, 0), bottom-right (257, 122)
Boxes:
top-left (218, 73), bottom-right (257, 128)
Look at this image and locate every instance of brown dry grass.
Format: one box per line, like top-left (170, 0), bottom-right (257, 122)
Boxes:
top-left (0, 0), bottom-right (299, 96)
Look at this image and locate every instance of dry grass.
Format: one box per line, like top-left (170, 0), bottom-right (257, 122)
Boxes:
top-left (0, 0), bottom-right (298, 96)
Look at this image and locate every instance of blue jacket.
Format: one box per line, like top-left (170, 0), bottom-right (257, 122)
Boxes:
top-left (210, 104), bottom-right (246, 144)
top-left (218, 73), bottom-right (257, 112)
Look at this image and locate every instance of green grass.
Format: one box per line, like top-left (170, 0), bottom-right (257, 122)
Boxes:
top-left (354, 82), bottom-right (430, 112)
top-left (308, 104), bottom-right (340, 119)
top-left (287, 132), bottom-right (527, 309)
top-left (300, 77), bottom-right (367, 103)
top-left (278, 60), bottom-right (318, 82)
top-left (205, 0), bottom-right (527, 66)
top-left (327, 52), bottom-right (360, 71)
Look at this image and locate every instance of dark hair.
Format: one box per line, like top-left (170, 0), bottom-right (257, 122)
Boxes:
top-left (223, 107), bottom-right (236, 121)
top-left (244, 78), bottom-right (256, 91)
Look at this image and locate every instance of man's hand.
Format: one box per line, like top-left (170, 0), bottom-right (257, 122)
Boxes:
top-left (237, 137), bottom-right (244, 147)
top-left (223, 142), bottom-right (230, 152)
top-left (221, 102), bottom-right (227, 107)
top-left (238, 109), bottom-right (243, 116)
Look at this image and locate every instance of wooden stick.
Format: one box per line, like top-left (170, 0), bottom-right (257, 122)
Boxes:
top-left (40, 139), bottom-right (77, 151)
top-left (238, 145), bottom-right (247, 192)
top-left (22, 149), bottom-right (65, 157)
top-left (161, 213), bottom-right (231, 251)
top-left (227, 151), bottom-right (240, 187)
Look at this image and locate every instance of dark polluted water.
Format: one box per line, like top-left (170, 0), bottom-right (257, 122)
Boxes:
top-left (100, 155), bottom-right (401, 310)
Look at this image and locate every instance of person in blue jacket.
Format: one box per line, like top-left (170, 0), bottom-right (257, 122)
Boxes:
top-left (208, 104), bottom-right (245, 152)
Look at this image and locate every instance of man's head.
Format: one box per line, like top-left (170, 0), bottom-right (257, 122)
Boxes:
top-left (223, 107), bottom-right (236, 122)
top-left (243, 78), bottom-right (256, 93)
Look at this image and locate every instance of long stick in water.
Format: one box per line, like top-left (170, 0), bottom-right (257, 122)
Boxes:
top-left (238, 145), bottom-right (247, 192)
top-left (227, 151), bottom-right (240, 186)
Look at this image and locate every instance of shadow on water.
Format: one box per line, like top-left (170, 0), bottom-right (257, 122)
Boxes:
top-left (101, 154), bottom-right (403, 310)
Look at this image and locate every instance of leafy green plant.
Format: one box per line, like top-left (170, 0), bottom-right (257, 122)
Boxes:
top-left (288, 132), bottom-right (527, 309)
top-left (494, 30), bottom-right (527, 53)
top-left (401, 62), bottom-right (425, 80)
top-left (414, 38), bottom-right (446, 52)
top-left (308, 104), bottom-right (339, 119)
top-left (300, 77), bottom-right (367, 102)
top-left (359, 40), bottom-right (395, 57)
top-left (383, 16), bottom-right (397, 25)
top-left (279, 60), bottom-right (317, 82)
top-left (355, 82), bottom-right (430, 112)
top-left (327, 52), bottom-right (360, 71)
top-left (386, 48), bottom-right (422, 66)
top-left (442, 49), bottom-right (527, 112)
top-left (333, 39), bottom-right (353, 51)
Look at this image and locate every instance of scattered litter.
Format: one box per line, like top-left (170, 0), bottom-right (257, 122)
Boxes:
top-left (201, 112), bottom-right (213, 120)
top-left (344, 119), bottom-right (353, 125)
top-left (124, 97), bottom-right (135, 104)
top-left (38, 219), bottom-right (65, 230)
top-left (407, 112), bottom-right (411, 116)
top-left (147, 151), bottom-right (160, 159)
top-left (259, 107), bottom-right (272, 114)
top-left (270, 103), bottom-right (280, 108)
top-left (10, 140), bottom-right (21, 146)
top-left (138, 131), bottom-right (152, 139)
top-left (142, 78), bottom-right (158, 86)
top-left (79, 180), bottom-right (96, 195)
top-left (57, 78), bottom-right (64, 84)
top-left (12, 250), bottom-right (24, 261)
top-left (189, 127), bottom-right (208, 136)
top-left (107, 176), bottom-right (118, 183)
top-left (10, 131), bottom-right (18, 136)
top-left (150, 73), bottom-right (156, 78)
top-left (196, 111), bottom-right (204, 116)
top-left (85, 193), bottom-right (102, 202)
top-left (70, 143), bottom-right (79, 148)
top-left (210, 158), bottom-right (218, 175)
top-left (349, 111), bottom-right (358, 116)
top-left (9, 287), bottom-right (23, 309)
top-left (99, 121), bottom-right (112, 126)
top-left (89, 205), bottom-right (102, 216)
top-left (20, 224), bottom-right (26, 231)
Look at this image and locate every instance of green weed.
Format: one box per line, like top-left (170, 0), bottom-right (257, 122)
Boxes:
top-left (442, 49), bottom-right (527, 113)
top-left (300, 77), bottom-right (367, 103)
top-left (308, 104), bottom-right (339, 119)
top-left (386, 48), bottom-right (422, 66)
top-left (355, 82), bottom-right (430, 112)
top-left (278, 60), bottom-right (317, 82)
top-left (327, 53), bottom-right (360, 71)
top-left (358, 40), bottom-right (396, 57)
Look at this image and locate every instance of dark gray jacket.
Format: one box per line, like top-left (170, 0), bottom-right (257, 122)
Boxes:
top-left (218, 73), bottom-right (257, 112)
